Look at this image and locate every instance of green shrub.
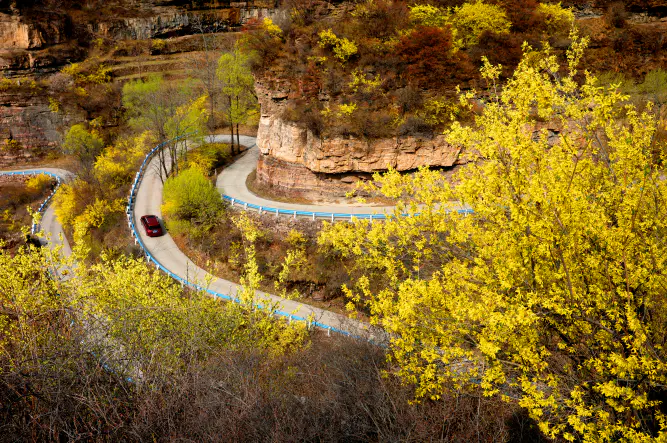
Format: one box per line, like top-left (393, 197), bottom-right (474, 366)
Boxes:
top-left (162, 168), bottom-right (224, 224)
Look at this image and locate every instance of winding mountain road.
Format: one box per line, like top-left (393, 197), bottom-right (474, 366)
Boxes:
top-left (0, 168), bottom-right (72, 257)
top-left (211, 135), bottom-right (397, 218)
top-left (133, 138), bottom-right (386, 341)
top-left (3, 139), bottom-right (397, 340)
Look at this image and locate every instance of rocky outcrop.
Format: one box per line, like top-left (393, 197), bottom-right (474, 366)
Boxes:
top-left (0, 12), bottom-right (68, 50)
top-left (255, 79), bottom-right (463, 197)
top-left (0, 89), bottom-right (79, 158)
top-left (0, 1), bottom-right (278, 153)
top-left (90, 6), bottom-right (278, 41)
top-left (256, 154), bottom-right (371, 199)
top-left (257, 116), bottom-right (461, 174)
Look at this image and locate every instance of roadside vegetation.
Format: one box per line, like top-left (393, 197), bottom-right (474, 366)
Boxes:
top-left (243, 0), bottom-right (667, 141)
top-left (318, 37), bottom-right (667, 441)
top-left (0, 174), bottom-right (55, 252)
top-left (0, 245), bottom-right (545, 442)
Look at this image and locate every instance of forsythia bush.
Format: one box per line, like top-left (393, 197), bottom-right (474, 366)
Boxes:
top-left (262, 17), bottom-right (282, 38)
top-left (25, 174), bottom-right (52, 193)
top-left (94, 132), bottom-right (153, 189)
top-left (409, 4), bottom-right (449, 28)
top-left (450, 0), bottom-right (511, 47)
top-left (71, 198), bottom-right (125, 254)
top-left (320, 36), bottom-right (667, 442)
top-left (536, 2), bottom-right (575, 33)
top-left (0, 246), bottom-right (309, 395)
top-left (53, 180), bottom-right (88, 228)
top-left (409, 1), bottom-right (512, 48)
top-left (318, 29), bottom-right (358, 62)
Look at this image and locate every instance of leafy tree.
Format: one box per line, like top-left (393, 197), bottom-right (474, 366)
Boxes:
top-left (62, 123), bottom-right (105, 170)
top-left (94, 131), bottom-right (154, 190)
top-left (53, 179), bottom-right (95, 228)
top-left (70, 198), bottom-right (125, 258)
top-left (318, 29), bottom-right (359, 63)
top-left (162, 167), bottom-right (224, 224)
top-left (237, 17), bottom-right (283, 71)
top-left (185, 142), bottom-right (231, 175)
top-left (535, 2), bottom-right (574, 34)
top-left (0, 245), bottom-right (309, 439)
top-left (122, 75), bottom-right (209, 182)
top-left (320, 38), bottom-right (667, 441)
top-left (217, 47), bottom-right (258, 155)
top-left (409, 4), bottom-right (449, 28)
top-left (188, 16), bottom-right (236, 131)
top-left (25, 173), bottom-right (53, 193)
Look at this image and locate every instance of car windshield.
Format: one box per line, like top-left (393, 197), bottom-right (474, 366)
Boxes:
top-left (144, 217), bottom-right (159, 227)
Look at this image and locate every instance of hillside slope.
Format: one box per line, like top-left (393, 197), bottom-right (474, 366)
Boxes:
top-left (247, 0), bottom-right (667, 198)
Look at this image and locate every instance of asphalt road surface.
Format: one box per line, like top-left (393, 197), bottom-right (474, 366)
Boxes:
top-left (211, 135), bottom-right (397, 217)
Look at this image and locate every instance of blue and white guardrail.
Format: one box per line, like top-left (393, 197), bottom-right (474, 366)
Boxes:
top-left (222, 195), bottom-right (391, 221)
top-left (0, 170), bottom-right (62, 235)
top-left (222, 195), bottom-right (474, 221)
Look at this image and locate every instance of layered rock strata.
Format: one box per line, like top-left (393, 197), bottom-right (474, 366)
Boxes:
top-left (0, 90), bottom-right (78, 164)
top-left (255, 81), bottom-right (463, 198)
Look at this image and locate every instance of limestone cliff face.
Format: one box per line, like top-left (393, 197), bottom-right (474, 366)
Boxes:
top-left (89, 6), bottom-right (277, 41)
top-left (0, 1), bottom-right (277, 76)
top-left (0, 89), bottom-right (79, 164)
top-left (257, 116), bottom-right (461, 174)
top-left (255, 79), bottom-right (462, 197)
top-left (0, 12), bottom-right (67, 50)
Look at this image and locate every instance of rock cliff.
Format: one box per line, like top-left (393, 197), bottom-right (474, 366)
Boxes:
top-left (255, 80), bottom-right (463, 198)
top-left (0, 88), bottom-right (79, 165)
top-left (0, 12), bottom-right (68, 50)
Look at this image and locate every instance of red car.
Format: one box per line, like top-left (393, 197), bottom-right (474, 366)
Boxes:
top-left (140, 215), bottom-right (163, 237)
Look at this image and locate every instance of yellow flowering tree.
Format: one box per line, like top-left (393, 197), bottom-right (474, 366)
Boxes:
top-left (536, 2), bottom-right (575, 34)
top-left (319, 37), bottom-right (667, 442)
top-left (318, 29), bottom-right (358, 63)
top-left (94, 131), bottom-right (154, 190)
top-left (409, 4), bottom-right (449, 28)
top-left (450, 0), bottom-right (511, 47)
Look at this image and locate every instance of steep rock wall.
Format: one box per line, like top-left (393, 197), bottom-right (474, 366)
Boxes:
top-left (0, 89), bottom-right (80, 163)
top-left (255, 79), bottom-right (462, 197)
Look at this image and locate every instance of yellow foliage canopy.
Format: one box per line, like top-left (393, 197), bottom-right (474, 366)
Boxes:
top-left (451, 0), bottom-right (511, 47)
top-left (25, 174), bottom-right (53, 193)
top-left (94, 131), bottom-right (154, 189)
top-left (320, 36), bottom-right (667, 441)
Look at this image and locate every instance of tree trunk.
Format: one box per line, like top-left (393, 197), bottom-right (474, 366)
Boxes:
top-left (236, 123), bottom-right (240, 151)
top-left (230, 118), bottom-right (236, 155)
